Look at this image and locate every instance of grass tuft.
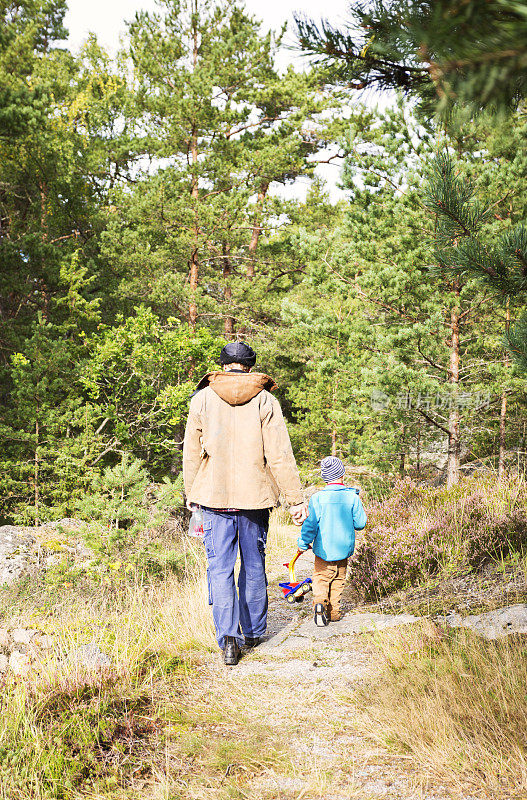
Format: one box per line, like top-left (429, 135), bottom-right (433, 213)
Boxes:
top-left (356, 620), bottom-right (527, 797)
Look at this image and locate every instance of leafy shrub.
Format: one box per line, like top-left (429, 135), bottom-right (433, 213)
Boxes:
top-left (76, 454), bottom-right (183, 551)
top-left (69, 453), bottom-right (186, 584)
top-left (350, 477), bottom-right (527, 600)
top-left (82, 306), bottom-right (223, 476)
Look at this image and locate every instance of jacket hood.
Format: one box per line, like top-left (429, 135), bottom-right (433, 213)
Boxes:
top-left (194, 371), bottom-right (278, 406)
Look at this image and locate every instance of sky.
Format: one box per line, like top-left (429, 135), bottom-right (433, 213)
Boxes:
top-left (64, 0), bottom-right (354, 200)
top-left (64, 0), bottom-right (351, 54)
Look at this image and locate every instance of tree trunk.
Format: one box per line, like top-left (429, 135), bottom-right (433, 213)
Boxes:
top-left (498, 391), bottom-right (507, 480)
top-left (189, 238), bottom-right (199, 326)
top-left (34, 417), bottom-right (39, 527)
top-left (40, 180), bottom-right (49, 319)
top-left (39, 181), bottom-right (48, 242)
top-left (446, 284), bottom-right (461, 488)
top-left (222, 242), bottom-right (235, 337)
top-left (416, 420), bottom-right (421, 475)
top-left (188, 8), bottom-right (199, 327)
top-left (330, 385), bottom-right (338, 455)
top-left (330, 309), bottom-right (341, 457)
top-left (399, 424), bottom-right (406, 477)
top-left (247, 183), bottom-right (268, 278)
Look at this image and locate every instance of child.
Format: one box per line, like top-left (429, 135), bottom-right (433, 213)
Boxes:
top-left (297, 456), bottom-right (367, 626)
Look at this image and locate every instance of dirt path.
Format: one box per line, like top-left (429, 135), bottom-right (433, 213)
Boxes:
top-left (192, 526), bottom-right (477, 800)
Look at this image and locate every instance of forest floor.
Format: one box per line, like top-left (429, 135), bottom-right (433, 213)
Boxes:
top-left (156, 524), bottom-right (484, 800)
top-left (1, 518), bottom-right (525, 799)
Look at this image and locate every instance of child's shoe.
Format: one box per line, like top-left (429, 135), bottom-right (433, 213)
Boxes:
top-left (327, 603), bottom-right (342, 622)
top-left (314, 603), bottom-right (329, 627)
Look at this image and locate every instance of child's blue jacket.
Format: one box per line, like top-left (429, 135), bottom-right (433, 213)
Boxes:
top-left (297, 485), bottom-right (367, 561)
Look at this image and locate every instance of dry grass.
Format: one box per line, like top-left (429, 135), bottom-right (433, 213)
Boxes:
top-left (0, 519), bottom-right (294, 799)
top-left (356, 620), bottom-right (527, 798)
top-left (5, 508), bottom-right (527, 799)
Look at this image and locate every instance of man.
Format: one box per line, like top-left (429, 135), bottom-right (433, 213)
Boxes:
top-left (183, 341), bottom-right (306, 665)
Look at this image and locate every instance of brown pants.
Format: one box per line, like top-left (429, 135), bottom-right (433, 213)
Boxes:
top-left (312, 555), bottom-right (348, 618)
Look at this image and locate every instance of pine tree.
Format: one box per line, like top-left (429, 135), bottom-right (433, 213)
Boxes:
top-left (295, 0), bottom-right (527, 116)
top-left (0, 254), bottom-right (102, 523)
top-left (75, 454), bottom-right (150, 551)
top-left (425, 150), bottom-right (527, 361)
top-left (422, 150), bottom-right (527, 482)
top-left (101, 0), bottom-right (335, 334)
top-left (283, 103), bottom-right (524, 485)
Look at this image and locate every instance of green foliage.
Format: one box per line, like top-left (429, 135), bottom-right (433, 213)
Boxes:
top-left (282, 102), bottom-right (526, 476)
top-left (1, 0), bottom-right (527, 523)
top-left (424, 150), bottom-right (527, 371)
top-left (76, 455), bottom-right (150, 546)
top-left (75, 452), bottom-right (184, 557)
top-left (0, 254), bottom-right (103, 524)
top-left (425, 150), bottom-right (527, 293)
top-left (82, 306), bottom-right (222, 474)
top-left (296, 0), bottom-right (527, 117)
top-left (100, 0), bottom-right (338, 330)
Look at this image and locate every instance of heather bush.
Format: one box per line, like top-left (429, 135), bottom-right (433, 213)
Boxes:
top-left (350, 477), bottom-right (527, 600)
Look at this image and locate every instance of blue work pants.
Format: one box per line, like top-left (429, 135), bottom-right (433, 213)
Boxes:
top-left (202, 508), bottom-right (269, 649)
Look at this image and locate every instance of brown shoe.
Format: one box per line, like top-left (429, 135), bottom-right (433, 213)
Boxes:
top-left (327, 603), bottom-right (341, 622)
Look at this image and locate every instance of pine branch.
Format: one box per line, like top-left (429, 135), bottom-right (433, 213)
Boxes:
top-left (415, 406), bottom-right (450, 436)
top-left (416, 337), bottom-right (448, 372)
top-left (322, 256), bottom-right (420, 323)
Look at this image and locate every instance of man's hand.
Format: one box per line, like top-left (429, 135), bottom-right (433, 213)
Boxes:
top-left (186, 499), bottom-right (196, 511)
top-left (289, 502), bottom-right (307, 525)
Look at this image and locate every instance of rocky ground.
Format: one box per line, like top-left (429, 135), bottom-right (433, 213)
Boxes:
top-left (0, 520), bottom-right (92, 586)
top-left (368, 561), bottom-right (527, 618)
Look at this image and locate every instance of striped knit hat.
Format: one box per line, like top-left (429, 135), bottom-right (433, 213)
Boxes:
top-left (320, 456), bottom-right (345, 483)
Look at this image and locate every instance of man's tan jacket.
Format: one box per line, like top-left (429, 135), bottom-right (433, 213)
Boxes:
top-left (183, 371), bottom-right (303, 510)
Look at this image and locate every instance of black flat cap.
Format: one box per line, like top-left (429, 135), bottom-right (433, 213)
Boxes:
top-left (219, 342), bottom-right (256, 367)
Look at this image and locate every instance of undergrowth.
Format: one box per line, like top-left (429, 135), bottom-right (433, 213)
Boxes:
top-left (357, 620), bottom-right (527, 798)
top-left (0, 526), bottom-right (290, 799)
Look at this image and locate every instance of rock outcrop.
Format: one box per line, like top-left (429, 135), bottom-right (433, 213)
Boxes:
top-left (442, 603), bottom-right (527, 639)
top-left (0, 520), bottom-right (93, 587)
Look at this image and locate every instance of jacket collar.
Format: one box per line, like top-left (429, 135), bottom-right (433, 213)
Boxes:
top-left (193, 371), bottom-right (278, 405)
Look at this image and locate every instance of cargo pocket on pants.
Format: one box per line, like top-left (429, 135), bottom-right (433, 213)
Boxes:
top-left (203, 519), bottom-right (215, 558)
top-left (257, 529), bottom-right (268, 585)
top-left (206, 568), bottom-right (213, 606)
top-left (257, 529), bottom-right (268, 558)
